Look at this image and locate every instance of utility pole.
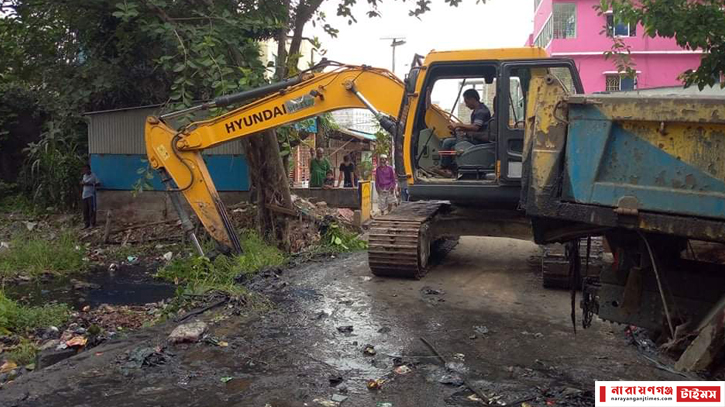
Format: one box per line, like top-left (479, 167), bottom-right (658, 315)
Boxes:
top-left (380, 37), bottom-right (406, 74)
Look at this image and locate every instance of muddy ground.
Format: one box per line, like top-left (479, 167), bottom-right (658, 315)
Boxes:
top-left (0, 237), bottom-right (680, 407)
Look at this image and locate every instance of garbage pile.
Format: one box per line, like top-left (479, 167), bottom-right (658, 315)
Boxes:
top-left (0, 300), bottom-right (168, 386)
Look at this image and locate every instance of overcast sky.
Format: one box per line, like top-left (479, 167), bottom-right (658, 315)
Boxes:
top-left (307, 0), bottom-right (535, 77)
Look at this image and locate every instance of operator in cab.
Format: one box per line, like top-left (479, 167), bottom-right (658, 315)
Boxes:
top-left (437, 89), bottom-right (491, 176)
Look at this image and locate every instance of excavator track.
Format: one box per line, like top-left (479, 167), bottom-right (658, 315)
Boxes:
top-left (368, 201), bottom-right (446, 279)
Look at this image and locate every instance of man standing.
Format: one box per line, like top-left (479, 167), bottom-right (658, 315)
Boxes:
top-left (80, 164), bottom-right (100, 229)
top-left (375, 154), bottom-right (397, 215)
top-left (309, 147), bottom-right (331, 188)
top-left (337, 154), bottom-right (356, 188)
top-left (439, 88), bottom-right (492, 174)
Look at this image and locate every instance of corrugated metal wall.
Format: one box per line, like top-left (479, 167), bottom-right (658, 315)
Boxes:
top-left (87, 107), bottom-right (243, 155)
top-left (86, 106), bottom-right (248, 191)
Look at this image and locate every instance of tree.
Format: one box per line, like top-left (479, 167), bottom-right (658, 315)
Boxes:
top-left (598, 0), bottom-right (725, 89)
top-left (241, 0), bottom-right (488, 249)
top-left (0, 0), bottom-right (282, 208)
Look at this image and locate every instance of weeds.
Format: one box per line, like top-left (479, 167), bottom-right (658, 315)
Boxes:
top-left (156, 230), bottom-right (286, 295)
top-left (6, 339), bottom-right (37, 365)
top-left (20, 121), bottom-right (85, 210)
top-left (0, 193), bottom-right (41, 217)
top-left (0, 231), bottom-right (84, 278)
top-left (322, 223), bottom-right (368, 253)
top-left (0, 291), bottom-right (71, 335)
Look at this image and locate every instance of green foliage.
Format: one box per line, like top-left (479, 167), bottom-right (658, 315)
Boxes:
top-left (0, 194), bottom-right (41, 217)
top-left (0, 186), bottom-right (43, 217)
top-left (132, 159), bottom-right (155, 197)
top-left (0, 232), bottom-right (84, 278)
top-left (322, 223), bottom-right (367, 253)
top-left (373, 127), bottom-right (392, 157)
top-left (0, 0), bottom-right (283, 209)
top-left (6, 339), bottom-right (38, 366)
top-left (110, 1), bottom-right (280, 112)
top-left (597, 0), bottom-right (725, 89)
top-left (156, 230), bottom-right (286, 294)
top-left (0, 291), bottom-right (71, 336)
top-left (20, 122), bottom-right (86, 210)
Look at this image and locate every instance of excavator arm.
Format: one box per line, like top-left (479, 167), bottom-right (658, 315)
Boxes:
top-left (145, 63), bottom-right (407, 254)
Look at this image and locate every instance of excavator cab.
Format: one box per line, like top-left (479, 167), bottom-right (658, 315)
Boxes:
top-left (404, 56), bottom-right (583, 207)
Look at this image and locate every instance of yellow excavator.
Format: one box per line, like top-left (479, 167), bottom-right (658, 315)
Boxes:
top-left (147, 47), bottom-right (725, 362)
top-left (145, 47), bottom-right (583, 277)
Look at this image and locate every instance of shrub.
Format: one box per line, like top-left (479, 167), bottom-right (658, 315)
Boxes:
top-left (0, 231), bottom-right (84, 278)
top-left (156, 230), bottom-right (286, 294)
top-left (0, 291), bottom-right (71, 335)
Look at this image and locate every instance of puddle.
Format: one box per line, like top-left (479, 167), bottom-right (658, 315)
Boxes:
top-left (5, 264), bottom-right (176, 310)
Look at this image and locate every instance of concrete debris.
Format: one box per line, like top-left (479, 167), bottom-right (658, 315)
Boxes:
top-left (36, 348), bottom-right (77, 369)
top-left (123, 346), bottom-right (172, 370)
top-left (437, 372), bottom-right (464, 386)
top-left (39, 339), bottom-right (60, 351)
top-left (474, 325), bottom-right (489, 335)
top-left (445, 362), bottom-right (469, 374)
top-left (336, 325), bottom-right (354, 334)
top-left (313, 398), bottom-right (338, 407)
top-left (331, 394), bottom-right (348, 403)
top-left (168, 321), bottom-right (208, 344)
top-left (336, 208), bottom-right (354, 222)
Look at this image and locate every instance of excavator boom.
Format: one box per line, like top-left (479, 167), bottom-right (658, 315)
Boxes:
top-left (145, 63), bottom-right (406, 253)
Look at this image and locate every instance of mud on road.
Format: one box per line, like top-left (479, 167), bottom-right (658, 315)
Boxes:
top-left (0, 237), bottom-right (679, 407)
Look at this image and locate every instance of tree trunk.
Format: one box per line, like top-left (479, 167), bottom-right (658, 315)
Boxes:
top-left (287, 0), bottom-right (324, 74)
top-left (240, 0), bottom-right (326, 250)
top-left (275, 0), bottom-right (290, 81)
top-left (241, 130), bottom-right (293, 250)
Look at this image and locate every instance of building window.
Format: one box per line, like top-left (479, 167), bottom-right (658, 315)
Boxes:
top-left (605, 74), bottom-right (637, 91)
top-left (553, 3), bottom-right (577, 39)
top-left (534, 15), bottom-right (553, 48)
top-left (607, 14), bottom-right (637, 37)
top-left (535, 3), bottom-right (576, 47)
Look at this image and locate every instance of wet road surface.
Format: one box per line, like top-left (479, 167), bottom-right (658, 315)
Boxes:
top-left (1, 237), bottom-right (678, 407)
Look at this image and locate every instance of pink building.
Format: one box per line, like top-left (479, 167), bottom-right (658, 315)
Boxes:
top-left (527, 0), bottom-right (702, 93)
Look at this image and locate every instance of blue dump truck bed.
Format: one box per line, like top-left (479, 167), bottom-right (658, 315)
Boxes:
top-left (564, 94), bottom-right (725, 221)
top-left (522, 90), bottom-right (725, 243)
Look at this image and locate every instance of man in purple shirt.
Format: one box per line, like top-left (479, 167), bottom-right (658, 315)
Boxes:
top-left (375, 154), bottom-right (397, 215)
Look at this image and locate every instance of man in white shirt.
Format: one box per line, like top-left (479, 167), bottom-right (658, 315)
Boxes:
top-left (80, 164), bottom-right (100, 229)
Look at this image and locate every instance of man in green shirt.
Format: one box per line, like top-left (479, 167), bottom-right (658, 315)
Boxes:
top-left (309, 147), bottom-right (331, 188)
